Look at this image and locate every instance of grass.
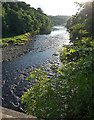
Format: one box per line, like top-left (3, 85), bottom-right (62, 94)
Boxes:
top-left (1, 32), bottom-right (31, 48)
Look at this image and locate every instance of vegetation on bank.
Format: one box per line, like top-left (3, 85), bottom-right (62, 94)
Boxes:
top-left (2, 2), bottom-right (51, 37)
top-left (1, 2), bottom-right (70, 48)
top-left (48, 15), bottom-right (71, 26)
top-left (22, 1), bottom-right (93, 119)
top-left (1, 1), bottom-right (52, 47)
top-left (1, 32), bottom-right (30, 48)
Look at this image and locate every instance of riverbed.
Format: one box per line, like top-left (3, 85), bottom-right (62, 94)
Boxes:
top-left (2, 26), bottom-right (69, 112)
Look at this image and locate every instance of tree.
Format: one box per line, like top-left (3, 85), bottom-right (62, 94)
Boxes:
top-left (2, 2), bottom-right (51, 37)
top-left (37, 8), bottom-right (43, 14)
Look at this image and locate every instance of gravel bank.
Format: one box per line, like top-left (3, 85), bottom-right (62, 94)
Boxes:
top-left (2, 35), bottom-right (34, 62)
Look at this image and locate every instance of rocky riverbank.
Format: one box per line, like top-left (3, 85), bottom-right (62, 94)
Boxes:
top-left (2, 35), bottom-right (34, 62)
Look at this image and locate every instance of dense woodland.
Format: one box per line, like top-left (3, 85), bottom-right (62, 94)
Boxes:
top-left (1, 2), bottom-right (70, 48)
top-left (48, 15), bottom-right (71, 26)
top-left (22, 1), bottom-right (94, 119)
top-left (2, 2), bottom-right (51, 37)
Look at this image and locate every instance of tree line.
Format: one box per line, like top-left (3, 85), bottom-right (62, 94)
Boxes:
top-left (2, 2), bottom-right (51, 37)
top-left (48, 15), bottom-right (71, 26)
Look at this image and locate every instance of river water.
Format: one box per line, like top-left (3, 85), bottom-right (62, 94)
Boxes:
top-left (2, 26), bottom-right (69, 112)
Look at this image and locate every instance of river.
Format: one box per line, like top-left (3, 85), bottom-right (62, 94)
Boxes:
top-left (2, 26), bottom-right (69, 112)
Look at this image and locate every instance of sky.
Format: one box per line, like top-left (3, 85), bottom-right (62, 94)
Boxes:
top-left (19, 0), bottom-right (91, 16)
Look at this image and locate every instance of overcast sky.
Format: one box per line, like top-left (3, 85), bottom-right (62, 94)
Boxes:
top-left (19, 0), bottom-right (90, 16)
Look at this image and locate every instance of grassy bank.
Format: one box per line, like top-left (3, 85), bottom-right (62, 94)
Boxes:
top-left (2, 33), bottom-right (35, 61)
top-left (2, 32), bottom-right (31, 48)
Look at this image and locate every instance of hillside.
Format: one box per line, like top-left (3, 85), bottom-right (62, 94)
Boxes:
top-left (2, 2), bottom-right (51, 38)
top-left (48, 15), bottom-right (71, 26)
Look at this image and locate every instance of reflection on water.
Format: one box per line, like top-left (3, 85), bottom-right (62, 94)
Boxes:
top-left (33, 26), bottom-right (69, 53)
top-left (3, 26), bottom-right (69, 74)
top-left (50, 26), bottom-right (68, 36)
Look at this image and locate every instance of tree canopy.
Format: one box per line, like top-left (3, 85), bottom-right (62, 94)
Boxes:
top-left (2, 2), bottom-right (51, 37)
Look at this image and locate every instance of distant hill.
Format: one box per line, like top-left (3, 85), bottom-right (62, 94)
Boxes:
top-left (48, 15), bottom-right (71, 26)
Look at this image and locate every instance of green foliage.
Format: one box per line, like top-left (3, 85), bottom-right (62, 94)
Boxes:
top-left (66, 2), bottom-right (93, 41)
top-left (58, 37), bottom-right (93, 119)
top-left (2, 2), bottom-right (51, 37)
top-left (2, 32), bottom-right (30, 47)
top-left (37, 8), bottom-right (43, 14)
top-left (22, 1), bottom-right (93, 119)
top-left (1, 43), bottom-right (8, 48)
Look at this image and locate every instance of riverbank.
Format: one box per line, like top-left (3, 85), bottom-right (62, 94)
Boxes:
top-left (2, 33), bottom-right (34, 61)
